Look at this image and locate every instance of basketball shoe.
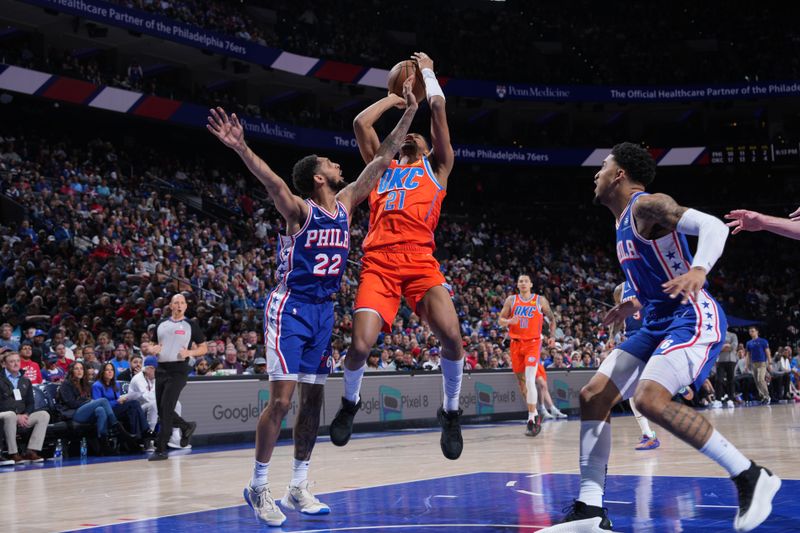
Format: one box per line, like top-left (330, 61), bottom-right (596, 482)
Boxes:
top-left (280, 480), bottom-right (331, 515)
top-left (550, 406), bottom-right (568, 419)
top-left (244, 485), bottom-right (286, 527)
top-left (526, 413), bottom-right (544, 437)
top-left (732, 462), bottom-right (781, 532)
top-left (634, 434), bottom-right (660, 451)
top-left (329, 397), bottom-right (361, 446)
top-left (437, 407), bottom-right (463, 459)
top-left (538, 500), bottom-right (618, 532)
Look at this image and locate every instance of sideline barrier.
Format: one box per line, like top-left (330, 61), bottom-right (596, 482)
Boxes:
top-left (180, 369), bottom-right (595, 441)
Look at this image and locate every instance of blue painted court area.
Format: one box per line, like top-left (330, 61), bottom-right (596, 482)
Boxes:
top-left (69, 471), bottom-right (797, 532)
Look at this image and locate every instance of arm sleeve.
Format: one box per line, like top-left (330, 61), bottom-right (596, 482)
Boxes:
top-left (190, 320), bottom-right (206, 344)
top-left (676, 208), bottom-right (729, 273)
top-left (621, 280), bottom-right (638, 303)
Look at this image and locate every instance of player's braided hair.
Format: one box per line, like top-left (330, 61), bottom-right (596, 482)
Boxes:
top-left (611, 142), bottom-right (656, 186)
top-left (292, 154), bottom-right (320, 197)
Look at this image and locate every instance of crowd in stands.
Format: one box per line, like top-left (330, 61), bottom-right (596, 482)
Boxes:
top-left (108, 1), bottom-right (800, 85)
top-left (3, 124), bottom-right (800, 383)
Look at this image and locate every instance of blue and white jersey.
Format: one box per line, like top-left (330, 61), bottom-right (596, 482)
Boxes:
top-left (274, 199), bottom-right (350, 301)
top-left (615, 192), bottom-right (710, 323)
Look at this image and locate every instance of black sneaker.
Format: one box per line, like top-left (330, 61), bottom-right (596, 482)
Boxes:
top-left (525, 420), bottom-right (535, 436)
top-left (148, 450), bottom-right (168, 462)
top-left (530, 413), bottom-right (543, 437)
top-left (329, 397), bottom-right (361, 446)
top-left (437, 407), bottom-right (463, 460)
top-left (180, 421), bottom-right (197, 448)
top-left (732, 461), bottom-right (782, 532)
top-left (556, 500), bottom-right (614, 530)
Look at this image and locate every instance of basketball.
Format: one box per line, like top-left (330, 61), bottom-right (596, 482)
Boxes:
top-left (387, 60), bottom-right (426, 102)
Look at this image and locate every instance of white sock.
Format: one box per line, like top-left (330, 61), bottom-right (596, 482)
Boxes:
top-left (440, 357), bottom-right (463, 411)
top-left (630, 400), bottom-right (655, 438)
top-left (699, 430), bottom-right (751, 477)
top-left (527, 411), bottom-right (536, 422)
top-left (343, 364), bottom-right (365, 403)
top-left (250, 460), bottom-right (269, 490)
top-left (290, 458), bottom-right (310, 487)
top-left (578, 420), bottom-right (611, 508)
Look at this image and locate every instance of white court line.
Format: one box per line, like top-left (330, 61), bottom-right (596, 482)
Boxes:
top-left (516, 489), bottom-right (544, 496)
top-left (696, 504), bottom-right (737, 509)
top-left (605, 500), bottom-right (632, 504)
top-left (74, 470), bottom-right (487, 531)
top-left (287, 524), bottom-right (548, 532)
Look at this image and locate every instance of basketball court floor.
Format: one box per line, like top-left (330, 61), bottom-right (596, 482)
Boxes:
top-left (3, 403), bottom-right (799, 532)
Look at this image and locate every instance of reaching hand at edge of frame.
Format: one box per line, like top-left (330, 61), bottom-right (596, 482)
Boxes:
top-left (723, 209), bottom-right (765, 234)
top-left (206, 107), bottom-right (246, 154)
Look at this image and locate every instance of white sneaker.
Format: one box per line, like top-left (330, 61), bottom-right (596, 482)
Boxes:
top-left (710, 400), bottom-right (723, 408)
top-left (733, 464), bottom-right (781, 532)
top-left (244, 485), bottom-right (287, 526)
top-left (280, 480), bottom-right (331, 515)
top-left (167, 440), bottom-right (192, 450)
top-left (726, 400), bottom-right (735, 408)
top-left (551, 407), bottom-right (568, 419)
top-left (541, 409), bottom-right (555, 420)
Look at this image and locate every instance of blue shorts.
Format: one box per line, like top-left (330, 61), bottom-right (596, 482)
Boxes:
top-left (618, 290), bottom-right (727, 391)
top-left (264, 287), bottom-right (333, 384)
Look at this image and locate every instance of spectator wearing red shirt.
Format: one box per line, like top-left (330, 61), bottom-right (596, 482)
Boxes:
top-left (18, 342), bottom-right (42, 385)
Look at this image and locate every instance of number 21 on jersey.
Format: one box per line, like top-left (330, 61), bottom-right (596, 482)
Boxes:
top-left (385, 190), bottom-right (406, 211)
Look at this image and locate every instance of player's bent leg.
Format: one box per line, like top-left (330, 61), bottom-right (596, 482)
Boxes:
top-left (418, 285), bottom-right (464, 460)
top-left (329, 310), bottom-right (384, 447)
top-left (537, 377), bottom-right (555, 420)
top-left (636, 355), bottom-right (781, 533)
top-left (281, 381), bottom-right (330, 516)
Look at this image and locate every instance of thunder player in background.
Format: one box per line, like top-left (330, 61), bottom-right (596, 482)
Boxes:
top-left (498, 274), bottom-right (556, 437)
top-left (611, 282), bottom-right (659, 451)
top-left (207, 77), bottom-right (418, 527)
top-left (544, 143), bottom-right (780, 533)
top-left (330, 52), bottom-right (466, 460)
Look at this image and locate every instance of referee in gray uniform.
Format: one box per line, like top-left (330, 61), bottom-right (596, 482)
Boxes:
top-left (147, 293), bottom-right (207, 461)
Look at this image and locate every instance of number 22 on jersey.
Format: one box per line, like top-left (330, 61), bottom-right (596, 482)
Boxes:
top-left (313, 253), bottom-right (342, 276)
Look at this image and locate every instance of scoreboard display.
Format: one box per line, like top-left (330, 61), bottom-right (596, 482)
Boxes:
top-left (708, 144), bottom-right (771, 164)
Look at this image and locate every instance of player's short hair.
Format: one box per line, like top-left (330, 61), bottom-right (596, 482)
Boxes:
top-left (517, 273), bottom-right (532, 281)
top-left (611, 142), bottom-right (656, 187)
top-left (292, 155), bottom-right (320, 197)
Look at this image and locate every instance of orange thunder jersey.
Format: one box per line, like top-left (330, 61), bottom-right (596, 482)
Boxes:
top-left (508, 294), bottom-right (544, 341)
top-left (362, 156), bottom-right (446, 254)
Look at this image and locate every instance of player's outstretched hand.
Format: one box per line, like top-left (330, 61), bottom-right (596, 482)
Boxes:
top-left (207, 107), bottom-right (246, 153)
top-left (601, 299), bottom-right (640, 328)
top-left (412, 52), bottom-right (434, 71)
top-left (402, 75), bottom-right (418, 109)
top-left (662, 267), bottom-right (706, 304)
top-left (724, 209), bottom-right (764, 234)
top-left (790, 206), bottom-right (800, 220)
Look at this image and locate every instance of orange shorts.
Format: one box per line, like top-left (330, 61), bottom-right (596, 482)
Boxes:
top-left (354, 251), bottom-right (447, 333)
top-left (510, 338), bottom-right (542, 374)
top-left (537, 362), bottom-right (547, 381)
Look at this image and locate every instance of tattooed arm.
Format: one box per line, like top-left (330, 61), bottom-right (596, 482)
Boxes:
top-left (337, 76), bottom-right (419, 214)
top-left (633, 193), bottom-right (729, 304)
